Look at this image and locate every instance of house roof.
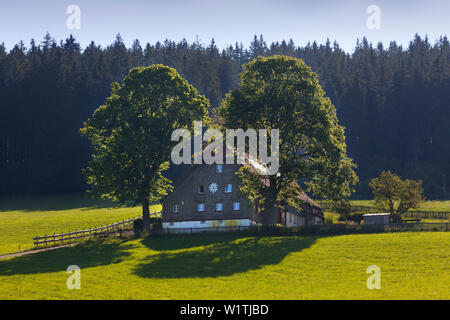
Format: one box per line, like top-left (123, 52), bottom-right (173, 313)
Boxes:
top-left (282, 202), bottom-right (324, 220)
top-left (298, 193), bottom-right (321, 209)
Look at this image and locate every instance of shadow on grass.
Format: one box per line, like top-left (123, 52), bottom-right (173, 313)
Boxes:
top-left (0, 193), bottom-right (160, 213)
top-left (0, 240), bottom-right (133, 275)
top-left (0, 193), bottom-right (117, 212)
top-left (141, 233), bottom-right (245, 251)
top-left (134, 234), bottom-right (318, 278)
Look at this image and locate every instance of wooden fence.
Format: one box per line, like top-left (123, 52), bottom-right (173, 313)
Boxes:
top-left (320, 203), bottom-right (450, 219)
top-left (403, 210), bottom-right (450, 219)
top-left (155, 222), bottom-right (449, 236)
top-left (33, 212), bottom-right (160, 247)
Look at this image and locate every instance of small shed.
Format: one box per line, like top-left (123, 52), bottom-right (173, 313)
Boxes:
top-left (363, 213), bottom-right (390, 225)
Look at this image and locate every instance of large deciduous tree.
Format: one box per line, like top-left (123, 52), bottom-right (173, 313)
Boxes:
top-left (369, 171), bottom-right (425, 222)
top-left (219, 55), bottom-right (358, 219)
top-left (81, 65), bottom-right (209, 231)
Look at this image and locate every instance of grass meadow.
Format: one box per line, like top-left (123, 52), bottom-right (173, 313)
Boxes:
top-left (0, 194), bottom-right (160, 256)
top-left (349, 200), bottom-right (450, 212)
top-left (0, 232), bottom-right (448, 299)
top-left (323, 200), bottom-right (450, 224)
top-left (0, 194), bottom-right (448, 299)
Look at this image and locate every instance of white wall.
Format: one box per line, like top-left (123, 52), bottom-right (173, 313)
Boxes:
top-left (163, 218), bottom-right (255, 230)
top-left (284, 212), bottom-right (306, 226)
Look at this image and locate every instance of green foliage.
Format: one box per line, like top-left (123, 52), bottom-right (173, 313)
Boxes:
top-left (133, 218), bottom-right (144, 236)
top-left (220, 55), bottom-right (358, 215)
top-left (81, 65), bottom-right (209, 229)
top-left (348, 212), bottom-right (364, 224)
top-left (369, 171), bottom-right (425, 222)
top-left (349, 200), bottom-right (450, 212)
top-left (1, 34), bottom-right (450, 199)
top-left (149, 216), bottom-right (162, 230)
top-left (337, 212), bottom-right (364, 224)
top-left (132, 217), bottom-right (161, 236)
top-left (332, 199), bottom-right (352, 221)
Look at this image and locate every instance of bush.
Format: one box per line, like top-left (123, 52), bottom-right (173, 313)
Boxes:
top-left (332, 199), bottom-right (352, 215)
top-left (133, 218), bottom-right (144, 236)
top-left (348, 213), bottom-right (364, 224)
top-left (149, 216), bottom-right (162, 230)
top-left (324, 217), bottom-right (334, 224)
top-left (337, 212), bottom-right (364, 224)
top-left (332, 199), bottom-right (352, 222)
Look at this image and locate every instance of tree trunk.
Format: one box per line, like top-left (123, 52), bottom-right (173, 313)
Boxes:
top-left (142, 198), bottom-right (151, 232)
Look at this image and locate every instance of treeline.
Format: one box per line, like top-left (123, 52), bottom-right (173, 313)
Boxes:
top-left (0, 33), bottom-right (449, 199)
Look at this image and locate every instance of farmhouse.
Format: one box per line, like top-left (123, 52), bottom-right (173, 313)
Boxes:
top-left (161, 163), bottom-right (324, 230)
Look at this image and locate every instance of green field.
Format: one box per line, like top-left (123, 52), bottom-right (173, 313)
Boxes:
top-left (0, 194), bottom-right (160, 256)
top-left (323, 211), bottom-right (341, 223)
top-left (322, 200), bottom-right (450, 223)
top-left (349, 200), bottom-right (450, 212)
top-left (0, 232), bottom-right (448, 299)
top-left (0, 195), bottom-right (449, 299)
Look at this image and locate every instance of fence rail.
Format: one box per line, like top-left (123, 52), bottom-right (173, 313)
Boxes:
top-left (33, 212), bottom-right (447, 246)
top-left (155, 222), bottom-right (449, 236)
top-left (33, 212), bottom-right (160, 246)
top-left (320, 203), bottom-right (450, 219)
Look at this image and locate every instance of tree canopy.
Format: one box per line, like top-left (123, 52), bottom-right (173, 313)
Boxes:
top-left (369, 171), bottom-right (425, 222)
top-left (220, 55), bottom-right (358, 217)
top-left (0, 33), bottom-right (449, 199)
top-left (80, 65), bottom-right (209, 229)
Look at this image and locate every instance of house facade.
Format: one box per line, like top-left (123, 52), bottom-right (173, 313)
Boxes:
top-left (161, 163), bottom-right (324, 230)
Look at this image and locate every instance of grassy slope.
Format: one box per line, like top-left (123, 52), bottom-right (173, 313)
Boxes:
top-left (323, 211), bottom-right (340, 223)
top-left (0, 194), bottom-right (160, 256)
top-left (350, 200), bottom-right (450, 212)
top-left (323, 201), bottom-right (450, 223)
top-left (0, 232), bottom-right (448, 299)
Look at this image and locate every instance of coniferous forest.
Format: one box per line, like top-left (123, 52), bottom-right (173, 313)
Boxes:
top-left (0, 33), bottom-right (449, 199)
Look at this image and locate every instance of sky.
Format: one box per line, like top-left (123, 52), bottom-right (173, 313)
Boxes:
top-left (0, 0), bottom-right (449, 53)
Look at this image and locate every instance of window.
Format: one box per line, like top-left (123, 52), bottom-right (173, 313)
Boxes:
top-left (198, 184), bottom-right (205, 194)
top-left (233, 202), bottom-right (240, 211)
top-left (225, 184), bottom-right (232, 193)
top-left (172, 204), bottom-right (180, 213)
top-left (197, 203), bottom-right (205, 212)
top-left (216, 203), bottom-right (223, 212)
top-left (216, 164), bottom-right (223, 173)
